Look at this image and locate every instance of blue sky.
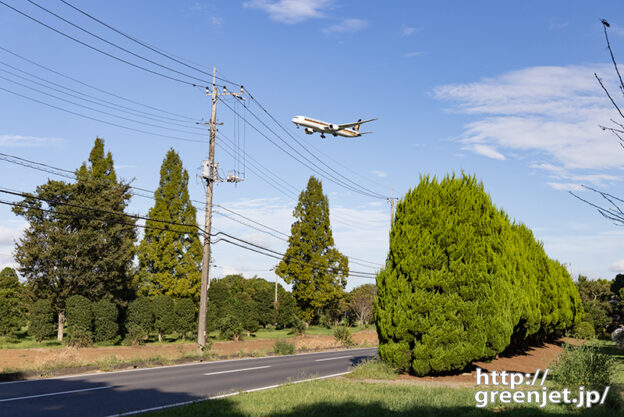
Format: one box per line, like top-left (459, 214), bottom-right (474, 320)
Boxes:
top-left (1, 0), bottom-right (624, 288)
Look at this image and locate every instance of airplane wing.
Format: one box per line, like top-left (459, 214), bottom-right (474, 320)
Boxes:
top-left (337, 118), bottom-right (377, 129)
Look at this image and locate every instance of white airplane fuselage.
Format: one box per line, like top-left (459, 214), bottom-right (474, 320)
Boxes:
top-left (291, 116), bottom-right (361, 138)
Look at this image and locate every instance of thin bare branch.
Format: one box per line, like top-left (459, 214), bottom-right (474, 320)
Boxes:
top-left (603, 22), bottom-right (624, 98)
top-left (595, 74), bottom-right (624, 119)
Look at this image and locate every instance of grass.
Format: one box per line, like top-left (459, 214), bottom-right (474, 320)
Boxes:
top-left (146, 378), bottom-right (621, 417)
top-left (346, 359), bottom-right (398, 380)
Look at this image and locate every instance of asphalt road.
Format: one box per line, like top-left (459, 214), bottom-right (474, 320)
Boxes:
top-left (0, 347), bottom-right (377, 417)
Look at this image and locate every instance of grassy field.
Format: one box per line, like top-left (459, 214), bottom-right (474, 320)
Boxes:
top-left (0, 325), bottom-right (368, 350)
top-left (147, 378), bottom-right (620, 417)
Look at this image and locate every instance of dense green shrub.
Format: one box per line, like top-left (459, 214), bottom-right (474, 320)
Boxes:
top-left (375, 174), bottom-right (582, 375)
top-left (218, 315), bottom-right (244, 341)
top-left (334, 326), bottom-right (354, 346)
top-left (551, 344), bottom-right (614, 389)
top-left (174, 298), bottom-right (196, 340)
top-left (124, 323), bottom-right (146, 346)
top-left (573, 321), bottom-right (596, 340)
top-left (289, 315), bottom-right (306, 336)
top-left (0, 290), bottom-right (26, 336)
top-left (29, 299), bottom-right (56, 341)
top-left (126, 297), bottom-right (153, 338)
top-left (273, 339), bottom-right (296, 355)
top-left (66, 295), bottom-right (93, 333)
top-left (152, 295), bottom-right (175, 342)
top-left (66, 326), bottom-right (93, 347)
top-left (92, 299), bottom-right (118, 342)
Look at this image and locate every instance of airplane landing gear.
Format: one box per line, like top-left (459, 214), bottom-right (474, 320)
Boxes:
top-left (320, 133), bottom-right (326, 139)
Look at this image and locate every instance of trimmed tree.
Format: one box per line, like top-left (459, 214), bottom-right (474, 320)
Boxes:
top-left (126, 297), bottom-right (154, 339)
top-left (137, 149), bottom-right (202, 300)
top-left (92, 299), bottom-right (119, 343)
top-left (0, 267), bottom-right (26, 336)
top-left (276, 176), bottom-right (348, 324)
top-left (152, 295), bottom-right (175, 342)
top-left (66, 295), bottom-right (93, 344)
top-left (174, 298), bottom-right (196, 340)
top-left (29, 299), bottom-right (56, 342)
top-left (349, 284), bottom-right (376, 325)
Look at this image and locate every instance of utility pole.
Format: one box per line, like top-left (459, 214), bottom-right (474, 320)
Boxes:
top-left (387, 188), bottom-right (398, 227)
top-left (197, 67), bottom-right (244, 351)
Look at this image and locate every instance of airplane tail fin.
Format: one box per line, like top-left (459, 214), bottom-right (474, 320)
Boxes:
top-left (354, 119), bottom-right (362, 133)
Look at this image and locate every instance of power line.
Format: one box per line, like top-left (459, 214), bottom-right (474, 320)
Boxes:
top-left (0, 44), bottom-right (198, 121)
top-left (0, 0), bottom-right (207, 87)
top-left (0, 73), bottom-right (210, 137)
top-left (0, 60), bottom-right (203, 126)
top-left (57, 0), bottom-right (240, 87)
top-left (0, 85), bottom-right (207, 144)
top-left (25, 0), bottom-right (216, 86)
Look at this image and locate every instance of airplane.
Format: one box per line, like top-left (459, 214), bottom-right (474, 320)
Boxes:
top-left (291, 115), bottom-right (377, 138)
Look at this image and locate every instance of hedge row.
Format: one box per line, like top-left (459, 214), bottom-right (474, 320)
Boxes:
top-left (374, 174), bottom-right (583, 375)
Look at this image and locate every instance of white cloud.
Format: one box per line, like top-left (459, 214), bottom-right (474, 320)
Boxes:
top-left (547, 182), bottom-right (584, 191)
top-left (243, 0), bottom-right (331, 24)
top-left (322, 18), bottom-right (369, 35)
top-left (370, 170), bottom-right (387, 178)
top-left (434, 64), bottom-right (624, 171)
top-left (0, 224), bottom-right (26, 246)
top-left (403, 51), bottom-right (423, 58)
top-left (0, 134), bottom-right (64, 147)
top-left (610, 258), bottom-right (624, 272)
top-left (402, 26), bottom-right (422, 36)
top-left (464, 144), bottom-right (505, 160)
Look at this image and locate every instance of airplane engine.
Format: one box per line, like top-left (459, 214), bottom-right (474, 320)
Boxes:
top-left (329, 124), bottom-right (339, 131)
top-left (304, 127), bottom-right (315, 135)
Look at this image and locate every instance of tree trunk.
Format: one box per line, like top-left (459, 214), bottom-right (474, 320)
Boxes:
top-left (57, 311), bottom-right (65, 341)
top-left (158, 332), bottom-right (162, 343)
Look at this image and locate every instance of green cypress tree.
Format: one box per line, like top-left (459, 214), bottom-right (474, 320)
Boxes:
top-left (375, 173), bottom-right (582, 375)
top-left (137, 149), bottom-right (202, 300)
top-left (174, 298), bottom-right (196, 340)
top-left (126, 297), bottom-right (154, 339)
top-left (276, 176), bottom-right (348, 324)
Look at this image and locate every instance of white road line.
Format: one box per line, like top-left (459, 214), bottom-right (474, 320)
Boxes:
top-left (0, 385), bottom-right (112, 403)
top-left (314, 355), bottom-right (353, 362)
top-left (203, 365), bottom-right (271, 376)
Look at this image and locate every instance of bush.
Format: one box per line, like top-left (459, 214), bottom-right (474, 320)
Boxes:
top-left (334, 326), bottom-right (354, 346)
top-left (92, 300), bottom-right (119, 343)
top-left (218, 315), bottom-right (244, 341)
top-left (0, 289), bottom-right (26, 336)
top-left (66, 295), bottom-right (93, 332)
top-left (152, 295), bottom-right (175, 342)
top-left (126, 297), bottom-right (153, 338)
top-left (375, 174), bottom-right (582, 376)
top-left (551, 344), bottom-right (614, 390)
top-left (66, 327), bottom-right (93, 347)
top-left (174, 298), bottom-right (196, 340)
top-left (319, 313), bottom-right (332, 329)
top-left (29, 299), bottom-right (56, 342)
top-left (613, 327), bottom-right (624, 349)
top-left (273, 339), bottom-right (296, 355)
top-left (289, 315), bottom-right (306, 336)
top-left (573, 321), bottom-right (596, 340)
top-left (124, 323), bottom-right (146, 346)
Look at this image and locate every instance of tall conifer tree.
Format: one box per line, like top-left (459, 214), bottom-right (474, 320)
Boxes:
top-left (137, 149), bottom-right (202, 300)
top-left (13, 138), bottom-right (136, 339)
top-left (276, 176), bottom-right (348, 324)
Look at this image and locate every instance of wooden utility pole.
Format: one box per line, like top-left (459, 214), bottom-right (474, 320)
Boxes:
top-left (387, 188), bottom-right (398, 227)
top-left (197, 67), bottom-right (244, 351)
